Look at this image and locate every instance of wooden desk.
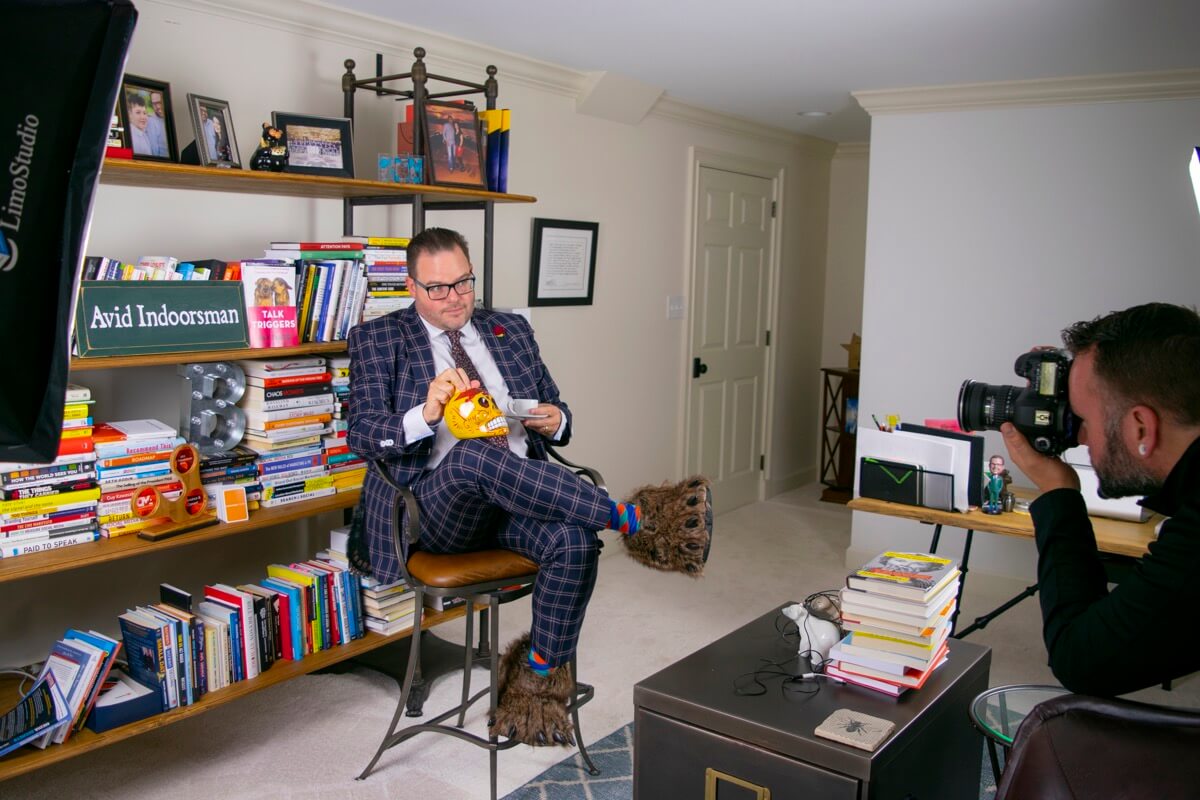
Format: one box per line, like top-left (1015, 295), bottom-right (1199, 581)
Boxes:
top-left (847, 489), bottom-right (1161, 637)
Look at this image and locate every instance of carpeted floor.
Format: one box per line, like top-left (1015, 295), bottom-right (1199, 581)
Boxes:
top-left (4, 485), bottom-right (1195, 798)
top-left (502, 723), bottom-right (1001, 799)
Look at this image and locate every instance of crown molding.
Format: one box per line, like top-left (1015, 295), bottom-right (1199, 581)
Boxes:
top-left (149, 0), bottom-right (584, 98)
top-left (834, 142), bottom-right (870, 158)
top-left (854, 69), bottom-right (1200, 115)
top-left (652, 97), bottom-right (837, 157)
top-left (150, 0), bottom-right (835, 156)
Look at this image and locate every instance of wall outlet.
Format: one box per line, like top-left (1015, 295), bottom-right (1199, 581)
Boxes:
top-left (667, 295), bottom-right (686, 320)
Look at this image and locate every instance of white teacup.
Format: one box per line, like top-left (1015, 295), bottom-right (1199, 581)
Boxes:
top-left (507, 398), bottom-right (545, 418)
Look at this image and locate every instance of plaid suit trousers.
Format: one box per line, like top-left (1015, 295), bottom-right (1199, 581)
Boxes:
top-left (413, 438), bottom-right (611, 666)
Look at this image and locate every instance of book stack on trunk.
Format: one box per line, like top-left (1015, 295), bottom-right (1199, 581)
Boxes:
top-left (91, 418), bottom-right (184, 539)
top-left (324, 356), bottom-right (365, 493)
top-left (827, 551), bottom-right (961, 696)
top-left (0, 384), bottom-right (101, 557)
top-left (198, 445), bottom-right (262, 512)
top-left (238, 358), bottom-right (336, 507)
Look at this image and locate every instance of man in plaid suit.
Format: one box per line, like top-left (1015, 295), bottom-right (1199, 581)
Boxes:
top-left (348, 227), bottom-right (712, 747)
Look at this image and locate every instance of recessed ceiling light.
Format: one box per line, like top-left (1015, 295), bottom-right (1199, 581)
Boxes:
top-left (797, 111), bottom-right (831, 118)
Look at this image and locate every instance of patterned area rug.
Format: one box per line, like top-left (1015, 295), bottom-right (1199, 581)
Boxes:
top-left (502, 723), bottom-right (1001, 800)
top-left (501, 724), bottom-right (634, 800)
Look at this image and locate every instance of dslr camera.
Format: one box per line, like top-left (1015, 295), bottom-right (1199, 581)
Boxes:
top-left (957, 349), bottom-right (1080, 455)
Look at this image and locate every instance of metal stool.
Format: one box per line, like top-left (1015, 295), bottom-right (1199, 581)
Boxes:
top-left (356, 453), bottom-right (601, 799)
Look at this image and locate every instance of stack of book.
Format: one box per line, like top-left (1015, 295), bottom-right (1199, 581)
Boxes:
top-left (198, 445), bottom-right (262, 512)
top-left (324, 356), bottom-right (365, 492)
top-left (828, 551), bottom-right (961, 696)
top-left (239, 359), bottom-right (335, 508)
top-left (0, 385), bottom-right (100, 558)
top-left (92, 419), bottom-right (185, 538)
top-left (359, 237), bottom-right (411, 323)
top-left (325, 525), bottom-right (410, 634)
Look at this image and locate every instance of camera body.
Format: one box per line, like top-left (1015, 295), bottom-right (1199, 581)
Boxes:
top-left (958, 349), bottom-right (1080, 455)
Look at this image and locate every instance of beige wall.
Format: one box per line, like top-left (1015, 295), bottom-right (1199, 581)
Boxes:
top-left (0, 0), bottom-right (833, 667)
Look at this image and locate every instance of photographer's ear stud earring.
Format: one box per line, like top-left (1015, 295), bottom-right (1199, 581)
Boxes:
top-left (1138, 443), bottom-right (1148, 456)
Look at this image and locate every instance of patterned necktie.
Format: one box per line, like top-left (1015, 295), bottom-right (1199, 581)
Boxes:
top-left (446, 329), bottom-right (484, 388)
top-left (446, 329), bottom-right (507, 447)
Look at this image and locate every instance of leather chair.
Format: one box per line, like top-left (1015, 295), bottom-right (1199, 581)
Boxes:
top-left (356, 445), bottom-right (603, 800)
top-left (996, 693), bottom-right (1200, 800)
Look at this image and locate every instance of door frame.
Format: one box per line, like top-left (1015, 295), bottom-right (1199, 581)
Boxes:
top-left (680, 147), bottom-right (786, 500)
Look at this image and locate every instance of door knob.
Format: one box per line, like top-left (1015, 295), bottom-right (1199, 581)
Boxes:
top-left (692, 357), bottom-right (709, 378)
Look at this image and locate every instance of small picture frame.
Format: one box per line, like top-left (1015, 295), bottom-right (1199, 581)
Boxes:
top-left (118, 74), bottom-right (178, 162)
top-left (528, 218), bottom-right (599, 307)
top-left (421, 100), bottom-right (485, 189)
top-left (272, 112), bottom-right (354, 178)
top-left (186, 94), bottom-right (241, 168)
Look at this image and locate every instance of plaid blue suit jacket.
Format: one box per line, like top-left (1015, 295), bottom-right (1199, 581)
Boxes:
top-left (348, 306), bottom-right (572, 582)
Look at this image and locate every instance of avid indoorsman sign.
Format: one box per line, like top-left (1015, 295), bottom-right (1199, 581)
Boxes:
top-left (74, 281), bottom-right (250, 356)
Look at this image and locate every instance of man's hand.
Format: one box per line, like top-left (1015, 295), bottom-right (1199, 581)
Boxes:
top-left (1000, 422), bottom-right (1080, 493)
top-left (522, 404), bottom-right (562, 438)
top-left (423, 368), bottom-right (477, 425)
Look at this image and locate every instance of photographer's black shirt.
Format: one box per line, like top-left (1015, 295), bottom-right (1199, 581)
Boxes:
top-left (1030, 436), bottom-right (1200, 696)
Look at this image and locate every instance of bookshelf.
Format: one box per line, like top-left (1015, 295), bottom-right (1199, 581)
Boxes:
top-left (0, 133), bottom-right (535, 775)
top-left (0, 603), bottom-right (469, 782)
top-left (0, 489), bottom-right (359, 585)
top-left (99, 158), bottom-right (535, 205)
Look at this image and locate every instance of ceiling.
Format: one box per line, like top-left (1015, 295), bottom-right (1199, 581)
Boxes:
top-left (324, 0), bottom-right (1200, 142)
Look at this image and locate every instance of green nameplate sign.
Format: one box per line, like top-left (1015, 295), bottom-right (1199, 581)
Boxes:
top-left (75, 281), bottom-right (249, 357)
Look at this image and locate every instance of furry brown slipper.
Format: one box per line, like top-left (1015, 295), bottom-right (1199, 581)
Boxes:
top-left (489, 633), bottom-right (576, 747)
top-left (620, 475), bottom-right (713, 575)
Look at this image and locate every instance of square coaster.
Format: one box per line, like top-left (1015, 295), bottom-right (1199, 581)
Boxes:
top-left (814, 708), bottom-right (896, 751)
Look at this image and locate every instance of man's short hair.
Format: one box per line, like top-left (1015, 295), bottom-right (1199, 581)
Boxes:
top-left (408, 227), bottom-right (471, 279)
top-left (1062, 302), bottom-right (1200, 426)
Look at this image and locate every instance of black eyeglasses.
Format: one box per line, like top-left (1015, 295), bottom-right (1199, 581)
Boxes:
top-left (411, 275), bottom-right (476, 300)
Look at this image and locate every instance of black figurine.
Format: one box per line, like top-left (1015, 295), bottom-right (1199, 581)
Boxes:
top-left (249, 122), bottom-right (288, 171)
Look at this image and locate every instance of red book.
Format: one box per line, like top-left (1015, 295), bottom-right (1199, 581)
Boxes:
top-left (57, 436), bottom-right (95, 456)
top-left (248, 372), bottom-right (332, 389)
top-left (269, 241), bottom-right (364, 251)
top-left (105, 146), bottom-right (133, 159)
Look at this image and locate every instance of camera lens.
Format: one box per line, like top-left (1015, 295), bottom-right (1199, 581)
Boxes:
top-left (957, 380), bottom-right (1020, 432)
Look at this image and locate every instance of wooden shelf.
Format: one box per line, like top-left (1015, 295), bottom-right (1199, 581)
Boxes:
top-left (0, 603), bottom-right (467, 782)
top-left (0, 491), bottom-right (360, 584)
top-left (71, 340), bottom-right (349, 372)
top-left (99, 159), bottom-right (536, 205)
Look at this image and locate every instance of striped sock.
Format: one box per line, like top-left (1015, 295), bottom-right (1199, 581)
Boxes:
top-left (608, 501), bottom-right (641, 535)
top-left (527, 647), bottom-right (551, 677)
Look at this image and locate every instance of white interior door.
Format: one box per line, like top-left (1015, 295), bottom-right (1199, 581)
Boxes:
top-left (686, 166), bottom-right (774, 511)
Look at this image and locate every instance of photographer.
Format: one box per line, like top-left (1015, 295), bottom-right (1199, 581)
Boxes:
top-left (1001, 302), bottom-right (1200, 696)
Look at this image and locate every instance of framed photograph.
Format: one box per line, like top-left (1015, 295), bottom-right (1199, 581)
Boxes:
top-left (421, 100), bottom-right (485, 189)
top-left (118, 74), bottom-right (178, 162)
top-left (272, 112), bottom-right (354, 178)
top-left (528, 218), bottom-right (599, 307)
top-left (186, 94), bottom-right (241, 168)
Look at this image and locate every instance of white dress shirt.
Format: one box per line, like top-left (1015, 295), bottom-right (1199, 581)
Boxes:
top-left (402, 318), bottom-right (562, 468)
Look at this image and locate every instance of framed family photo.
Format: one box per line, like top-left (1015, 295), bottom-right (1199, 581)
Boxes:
top-left (422, 100), bottom-right (485, 189)
top-left (118, 74), bottom-right (178, 162)
top-left (186, 94), bottom-right (241, 168)
top-left (528, 218), bottom-right (599, 307)
top-left (272, 112), bottom-right (354, 178)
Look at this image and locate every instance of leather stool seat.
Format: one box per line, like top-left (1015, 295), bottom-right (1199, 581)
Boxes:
top-left (408, 549), bottom-right (538, 588)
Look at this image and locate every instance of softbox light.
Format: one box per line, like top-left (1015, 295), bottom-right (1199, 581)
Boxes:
top-left (0, 0), bottom-right (137, 463)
